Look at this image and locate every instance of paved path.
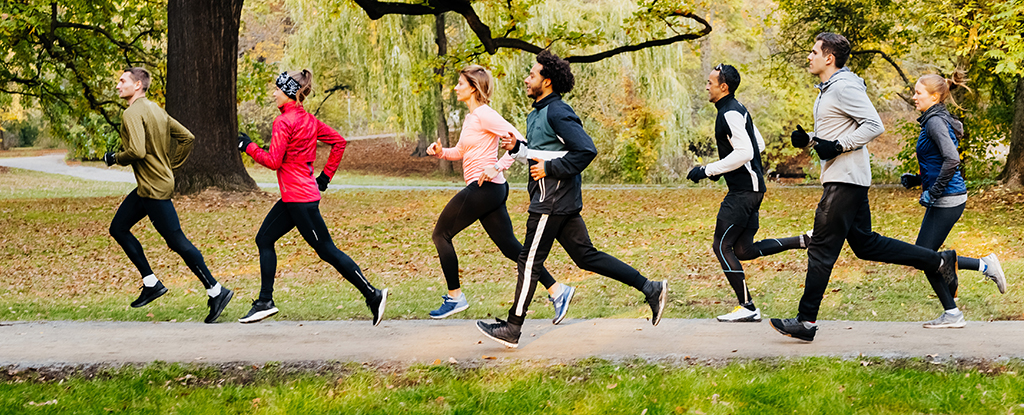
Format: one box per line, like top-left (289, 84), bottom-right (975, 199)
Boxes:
top-left (2, 319), bottom-right (1020, 367)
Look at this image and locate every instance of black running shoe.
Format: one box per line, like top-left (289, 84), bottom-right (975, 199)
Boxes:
top-left (770, 317), bottom-right (817, 341)
top-left (643, 279), bottom-right (668, 326)
top-left (476, 318), bottom-right (521, 348)
top-left (366, 288), bottom-right (388, 326)
top-left (938, 249), bottom-right (958, 290)
top-left (238, 299), bottom-right (278, 323)
top-left (131, 281), bottom-right (168, 308)
top-left (204, 288), bottom-right (234, 324)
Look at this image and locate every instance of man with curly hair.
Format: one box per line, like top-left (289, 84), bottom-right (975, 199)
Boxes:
top-left (476, 51), bottom-right (667, 348)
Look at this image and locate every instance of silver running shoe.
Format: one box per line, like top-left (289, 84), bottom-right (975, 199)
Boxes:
top-left (716, 305), bottom-right (762, 322)
top-left (981, 254), bottom-right (1006, 294)
top-left (923, 311), bottom-right (966, 329)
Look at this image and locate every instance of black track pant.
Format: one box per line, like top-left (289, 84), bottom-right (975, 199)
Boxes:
top-left (798, 183), bottom-right (942, 322)
top-left (256, 200), bottom-right (376, 301)
top-left (433, 181), bottom-right (556, 291)
top-left (713, 191), bottom-right (806, 305)
top-left (109, 189), bottom-right (216, 289)
top-left (507, 212), bottom-right (647, 326)
top-left (915, 203), bottom-right (980, 310)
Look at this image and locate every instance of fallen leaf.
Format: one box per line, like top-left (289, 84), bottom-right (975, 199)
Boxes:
top-left (482, 355), bottom-right (496, 360)
top-left (607, 383), bottom-right (618, 389)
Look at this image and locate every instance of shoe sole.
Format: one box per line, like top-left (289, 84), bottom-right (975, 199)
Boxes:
top-left (238, 307), bottom-right (279, 324)
top-left (372, 288), bottom-right (388, 326)
top-left (429, 303), bottom-right (469, 319)
top-left (652, 280), bottom-right (667, 326)
top-left (770, 319), bottom-right (815, 341)
top-left (552, 286), bottom-right (576, 325)
top-left (923, 322), bottom-right (967, 329)
top-left (204, 290), bottom-right (233, 324)
top-left (716, 315), bottom-right (762, 322)
top-left (475, 321), bottom-right (519, 349)
top-left (985, 255), bottom-right (1006, 294)
top-left (131, 286), bottom-right (168, 308)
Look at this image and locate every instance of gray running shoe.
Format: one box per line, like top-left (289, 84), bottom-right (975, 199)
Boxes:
top-left (981, 254), bottom-right (1006, 294)
top-left (923, 311), bottom-right (966, 328)
top-left (717, 305), bottom-right (762, 322)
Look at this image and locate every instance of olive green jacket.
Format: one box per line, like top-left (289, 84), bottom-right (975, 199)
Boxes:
top-left (113, 97), bottom-right (194, 200)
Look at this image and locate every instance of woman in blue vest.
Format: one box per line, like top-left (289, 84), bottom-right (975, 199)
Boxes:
top-left (902, 72), bottom-right (1005, 328)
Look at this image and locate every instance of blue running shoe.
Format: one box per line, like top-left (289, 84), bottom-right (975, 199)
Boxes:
top-left (549, 285), bottom-right (575, 325)
top-left (429, 293), bottom-right (469, 319)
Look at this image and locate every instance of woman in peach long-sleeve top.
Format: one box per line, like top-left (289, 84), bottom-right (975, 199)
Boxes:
top-left (426, 65), bottom-right (572, 322)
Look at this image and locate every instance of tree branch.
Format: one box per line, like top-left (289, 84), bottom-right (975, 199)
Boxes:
top-left (350, 0), bottom-right (713, 63)
top-left (852, 49), bottom-right (914, 106)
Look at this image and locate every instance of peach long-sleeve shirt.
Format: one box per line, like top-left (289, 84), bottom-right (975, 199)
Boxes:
top-left (438, 104), bottom-right (522, 185)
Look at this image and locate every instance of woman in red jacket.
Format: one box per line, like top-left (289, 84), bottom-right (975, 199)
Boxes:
top-left (237, 69), bottom-right (387, 325)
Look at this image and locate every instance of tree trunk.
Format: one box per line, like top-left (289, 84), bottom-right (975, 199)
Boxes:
top-left (435, 12), bottom-right (452, 175)
top-left (167, 0), bottom-right (258, 194)
top-left (999, 77), bottom-right (1024, 190)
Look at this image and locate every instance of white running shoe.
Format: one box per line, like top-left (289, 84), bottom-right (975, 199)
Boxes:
top-left (923, 311), bottom-right (966, 328)
top-left (716, 305), bottom-right (762, 322)
top-left (981, 253), bottom-right (1006, 294)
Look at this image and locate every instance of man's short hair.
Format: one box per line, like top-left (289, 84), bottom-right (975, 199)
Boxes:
top-left (815, 33), bottom-right (851, 69)
top-left (123, 67), bottom-right (151, 91)
top-left (536, 50), bottom-right (575, 94)
top-left (714, 64), bottom-right (741, 95)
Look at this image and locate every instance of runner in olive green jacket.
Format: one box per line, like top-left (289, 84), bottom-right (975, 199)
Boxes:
top-left (104, 67), bottom-right (233, 323)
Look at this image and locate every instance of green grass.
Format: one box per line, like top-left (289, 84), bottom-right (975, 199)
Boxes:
top-left (2, 358), bottom-right (1024, 414)
top-left (0, 167), bottom-right (1021, 323)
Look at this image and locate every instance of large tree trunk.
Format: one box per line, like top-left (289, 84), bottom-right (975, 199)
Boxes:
top-left (167, 0), bottom-right (258, 194)
top-left (435, 12), bottom-right (452, 175)
top-left (999, 77), bottom-right (1024, 190)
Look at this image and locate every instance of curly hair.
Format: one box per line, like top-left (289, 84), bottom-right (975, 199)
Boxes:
top-left (537, 50), bottom-right (575, 94)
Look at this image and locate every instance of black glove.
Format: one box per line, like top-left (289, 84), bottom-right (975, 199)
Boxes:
top-left (316, 172), bottom-right (331, 191)
top-left (813, 139), bottom-right (843, 160)
top-left (238, 132), bottom-right (253, 152)
top-left (900, 173), bottom-right (922, 189)
top-left (919, 190), bottom-right (936, 208)
top-left (686, 166), bottom-right (708, 183)
top-left (791, 125), bottom-right (811, 148)
top-left (103, 152), bottom-right (116, 166)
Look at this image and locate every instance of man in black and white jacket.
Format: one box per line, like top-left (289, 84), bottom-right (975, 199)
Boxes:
top-left (688, 64), bottom-right (809, 323)
top-left (770, 33), bottom-right (959, 341)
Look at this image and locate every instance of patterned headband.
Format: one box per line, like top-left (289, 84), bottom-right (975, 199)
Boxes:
top-left (275, 72), bottom-right (301, 100)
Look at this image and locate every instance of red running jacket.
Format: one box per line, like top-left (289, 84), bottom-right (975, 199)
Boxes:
top-left (244, 101), bottom-right (346, 202)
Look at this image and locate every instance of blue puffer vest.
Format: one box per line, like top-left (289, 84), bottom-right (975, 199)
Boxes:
top-left (916, 104), bottom-right (966, 196)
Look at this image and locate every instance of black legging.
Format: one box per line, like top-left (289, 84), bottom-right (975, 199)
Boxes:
top-left (915, 203), bottom-right (981, 309)
top-left (256, 200), bottom-right (376, 301)
top-left (109, 189), bottom-right (216, 289)
top-left (433, 181), bottom-right (556, 291)
top-left (712, 220), bottom-right (806, 304)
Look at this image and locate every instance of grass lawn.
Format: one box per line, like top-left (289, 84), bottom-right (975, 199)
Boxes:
top-left (3, 358), bottom-right (1024, 414)
top-left (0, 167), bottom-right (1021, 324)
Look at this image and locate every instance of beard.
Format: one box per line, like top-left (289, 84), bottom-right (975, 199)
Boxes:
top-left (526, 84), bottom-right (541, 99)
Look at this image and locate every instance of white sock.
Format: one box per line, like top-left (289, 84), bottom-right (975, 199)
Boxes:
top-left (207, 283), bottom-right (222, 298)
top-left (945, 308), bottom-right (961, 315)
top-left (142, 274), bottom-right (158, 287)
top-left (550, 283), bottom-right (564, 298)
top-left (802, 321), bottom-right (817, 329)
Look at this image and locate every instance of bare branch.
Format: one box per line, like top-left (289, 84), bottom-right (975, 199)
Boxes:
top-left (852, 49), bottom-right (914, 106)
top-left (349, 1), bottom-right (713, 63)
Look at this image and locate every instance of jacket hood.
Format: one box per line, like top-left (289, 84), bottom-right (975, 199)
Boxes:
top-left (816, 68), bottom-right (864, 92)
top-left (918, 103), bottom-right (964, 140)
